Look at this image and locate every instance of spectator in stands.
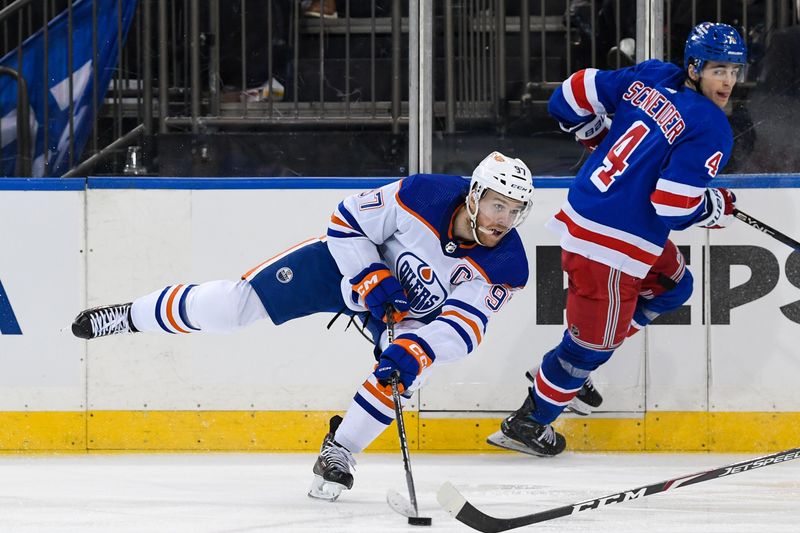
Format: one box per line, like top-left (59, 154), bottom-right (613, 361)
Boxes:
top-left (567, 0), bottom-right (636, 70)
top-left (219, 1), bottom-right (292, 102)
top-left (218, 1), bottom-right (340, 102)
top-left (735, 1), bottom-right (800, 172)
top-left (668, 1), bottom-right (765, 67)
top-left (302, 0), bottom-right (338, 19)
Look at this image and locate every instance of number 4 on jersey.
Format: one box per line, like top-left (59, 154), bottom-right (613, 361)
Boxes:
top-left (705, 151), bottom-right (723, 177)
top-left (590, 120), bottom-right (650, 192)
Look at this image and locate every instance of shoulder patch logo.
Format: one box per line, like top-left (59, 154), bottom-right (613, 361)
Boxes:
top-left (276, 267), bottom-right (294, 284)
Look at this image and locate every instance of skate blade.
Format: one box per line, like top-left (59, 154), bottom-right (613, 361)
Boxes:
top-left (486, 430), bottom-right (552, 458)
top-left (565, 399), bottom-right (592, 416)
top-left (308, 475), bottom-right (346, 501)
top-left (386, 488), bottom-right (416, 517)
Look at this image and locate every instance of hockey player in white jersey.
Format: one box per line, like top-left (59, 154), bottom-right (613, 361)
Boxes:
top-left (71, 151), bottom-right (534, 501)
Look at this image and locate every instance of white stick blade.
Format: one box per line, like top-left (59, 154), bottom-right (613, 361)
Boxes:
top-left (437, 481), bottom-right (467, 516)
top-left (386, 488), bottom-right (417, 518)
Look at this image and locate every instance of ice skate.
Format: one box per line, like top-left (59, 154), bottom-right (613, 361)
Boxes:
top-left (71, 303), bottom-right (137, 340)
top-left (308, 415), bottom-right (356, 501)
top-left (565, 376), bottom-right (603, 416)
top-left (487, 394), bottom-right (566, 457)
top-left (526, 367), bottom-right (603, 416)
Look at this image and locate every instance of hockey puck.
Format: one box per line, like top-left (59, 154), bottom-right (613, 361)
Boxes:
top-left (408, 516), bottom-right (432, 526)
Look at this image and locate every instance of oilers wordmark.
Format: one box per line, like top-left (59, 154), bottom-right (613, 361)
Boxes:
top-left (396, 252), bottom-right (446, 315)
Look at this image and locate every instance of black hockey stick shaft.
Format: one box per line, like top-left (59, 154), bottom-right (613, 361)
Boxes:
top-left (386, 306), bottom-right (421, 518)
top-left (391, 374), bottom-right (420, 517)
top-left (733, 208), bottom-right (800, 251)
top-left (439, 447), bottom-right (800, 533)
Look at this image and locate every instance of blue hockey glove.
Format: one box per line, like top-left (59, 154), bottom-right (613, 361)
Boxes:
top-left (373, 337), bottom-right (434, 394)
top-left (350, 263), bottom-right (410, 322)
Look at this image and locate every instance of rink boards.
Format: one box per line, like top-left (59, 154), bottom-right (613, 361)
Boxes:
top-left (1, 175), bottom-right (799, 453)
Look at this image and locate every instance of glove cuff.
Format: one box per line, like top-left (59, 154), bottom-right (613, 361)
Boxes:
top-left (350, 263), bottom-right (391, 302)
top-left (394, 335), bottom-right (435, 375)
top-left (564, 115), bottom-right (611, 140)
top-left (695, 188), bottom-right (727, 228)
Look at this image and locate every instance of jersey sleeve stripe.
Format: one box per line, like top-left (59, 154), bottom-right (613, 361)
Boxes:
top-left (440, 310), bottom-right (483, 345)
top-left (651, 203), bottom-right (702, 218)
top-left (326, 229), bottom-right (363, 239)
top-left (650, 190), bottom-right (704, 218)
top-left (563, 70), bottom-right (594, 117)
top-left (582, 69), bottom-right (608, 115)
top-left (654, 178), bottom-right (705, 197)
top-left (330, 213), bottom-right (354, 230)
top-left (564, 69), bottom-right (607, 117)
top-left (444, 299), bottom-right (488, 327)
top-left (437, 316), bottom-right (474, 352)
top-left (651, 203), bottom-right (703, 218)
top-left (336, 202), bottom-right (367, 236)
top-left (651, 189), bottom-right (703, 209)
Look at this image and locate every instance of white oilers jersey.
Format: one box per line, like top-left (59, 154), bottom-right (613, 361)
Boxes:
top-left (326, 173), bottom-right (529, 365)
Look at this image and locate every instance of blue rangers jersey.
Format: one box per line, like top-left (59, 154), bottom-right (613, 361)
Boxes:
top-left (326, 173), bottom-right (528, 367)
top-left (547, 59), bottom-right (733, 278)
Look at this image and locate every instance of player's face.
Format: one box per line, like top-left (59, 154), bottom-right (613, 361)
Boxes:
top-left (474, 190), bottom-right (525, 247)
top-left (696, 61), bottom-right (743, 108)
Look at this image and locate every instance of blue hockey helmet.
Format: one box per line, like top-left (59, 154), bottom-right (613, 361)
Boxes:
top-left (684, 22), bottom-right (747, 72)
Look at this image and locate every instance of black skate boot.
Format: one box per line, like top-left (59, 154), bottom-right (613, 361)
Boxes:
top-left (486, 394), bottom-right (566, 457)
top-left (71, 303), bottom-right (138, 339)
top-left (565, 376), bottom-right (603, 416)
top-left (308, 415), bottom-right (356, 501)
top-left (526, 367), bottom-right (603, 416)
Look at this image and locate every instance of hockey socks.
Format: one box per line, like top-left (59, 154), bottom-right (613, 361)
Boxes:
top-left (333, 374), bottom-right (409, 453)
top-left (130, 280), bottom-right (267, 334)
top-left (531, 335), bottom-right (613, 424)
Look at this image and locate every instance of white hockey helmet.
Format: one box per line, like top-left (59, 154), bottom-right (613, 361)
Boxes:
top-left (466, 151), bottom-right (534, 241)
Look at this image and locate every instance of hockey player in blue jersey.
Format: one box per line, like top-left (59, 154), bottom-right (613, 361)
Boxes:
top-left (71, 152), bottom-right (534, 501)
top-left (487, 22), bottom-right (746, 457)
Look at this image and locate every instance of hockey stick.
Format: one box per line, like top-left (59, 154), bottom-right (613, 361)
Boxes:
top-left (384, 307), bottom-right (432, 526)
top-left (733, 208), bottom-right (800, 251)
top-left (437, 447), bottom-right (800, 533)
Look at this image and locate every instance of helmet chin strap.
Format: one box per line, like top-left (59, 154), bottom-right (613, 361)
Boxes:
top-left (465, 186), bottom-right (512, 246)
top-left (468, 215), bottom-right (488, 247)
top-left (466, 188), bottom-right (489, 247)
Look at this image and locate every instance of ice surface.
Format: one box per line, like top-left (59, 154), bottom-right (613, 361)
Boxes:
top-left (0, 451), bottom-right (797, 532)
